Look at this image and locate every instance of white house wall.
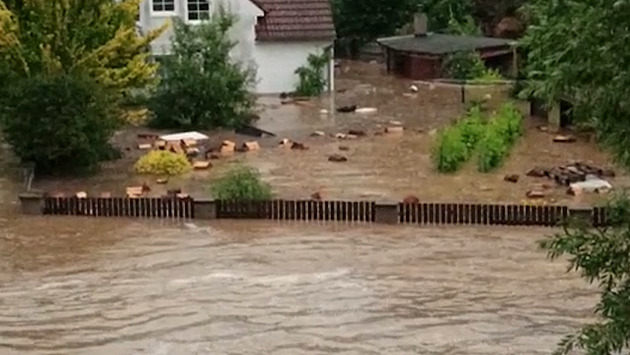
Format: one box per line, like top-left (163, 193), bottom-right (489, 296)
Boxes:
top-left (139, 0), bottom-right (333, 94)
top-left (254, 41), bottom-right (331, 94)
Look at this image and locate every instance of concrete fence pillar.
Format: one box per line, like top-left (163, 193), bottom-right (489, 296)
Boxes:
top-left (193, 199), bottom-right (217, 219)
top-left (374, 202), bottom-right (399, 224)
top-left (18, 191), bottom-right (45, 215)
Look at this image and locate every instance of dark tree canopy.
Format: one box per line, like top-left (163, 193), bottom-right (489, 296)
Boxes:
top-left (521, 0), bottom-right (630, 166)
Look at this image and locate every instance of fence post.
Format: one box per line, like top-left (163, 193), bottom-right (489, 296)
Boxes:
top-left (193, 199), bottom-right (216, 219)
top-left (18, 191), bottom-right (45, 215)
top-left (374, 201), bottom-right (399, 224)
top-left (569, 206), bottom-right (594, 225)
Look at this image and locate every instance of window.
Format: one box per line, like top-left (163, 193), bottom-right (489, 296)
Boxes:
top-left (187, 0), bottom-right (210, 21)
top-left (152, 0), bottom-right (175, 12)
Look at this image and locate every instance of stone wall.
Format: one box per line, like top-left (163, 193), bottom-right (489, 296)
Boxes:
top-left (414, 79), bottom-right (530, 117)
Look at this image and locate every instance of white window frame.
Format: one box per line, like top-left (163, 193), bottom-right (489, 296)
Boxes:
top-left (185, 0), bottom-right (211, 23)
top-left (150, 0), bottom-right (176, 17)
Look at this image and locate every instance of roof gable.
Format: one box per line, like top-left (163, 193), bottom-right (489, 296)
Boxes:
top-left (253, 0), bottom-right (336, 42)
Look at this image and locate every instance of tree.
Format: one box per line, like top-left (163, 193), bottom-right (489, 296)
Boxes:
top-left (294, 51), bottom-right (330, 97)
top-left (149, 12), bottom-right (256, 130)
top-left (0, 0), bottom-right (165, 95)
top-left (538, 194), bottom-right (630, 355)
top-left (520, 0), bottom-right (630, 167)
top-left (0, 74), bottom-right (117, 174)
top-left (331, 0), bottom-right (417, 55)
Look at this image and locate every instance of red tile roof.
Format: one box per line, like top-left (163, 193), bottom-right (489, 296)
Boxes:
top-left (252, 0), bottom-right (336, 42)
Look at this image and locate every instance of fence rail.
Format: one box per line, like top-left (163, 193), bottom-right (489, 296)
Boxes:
top-left (37, 196), bottom-right (611, 227)
top-left (43, 197), bottom-right (194, 219)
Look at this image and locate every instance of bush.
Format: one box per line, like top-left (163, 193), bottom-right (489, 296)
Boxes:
top-left (0, 74), bottom-right (117, 175)
top-left (134, 150), bottom-right (192, 176)
top-left (442, 51), bottom-right (503, 81)
top-left (149, 12), bottom-right (256, 130)
top-left (294, 51), bottom-right (330, 97)
top-left (476, 102), bottom-right (524, 172)
top-left (211, 166), bottom-right (272, 201)
top-left (432, 107), bottom-right (485, 173)
top-left (432, 127), bottom-right (469, 173)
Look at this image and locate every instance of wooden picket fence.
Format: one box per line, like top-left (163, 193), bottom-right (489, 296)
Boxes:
top-left (399, 203), bottom-right (570, 226)
top-left (43, 196), bottom-right (194, 219)
top-left (216, 200), bottom-right (376, 222)
top-left (40, 196), bottom-right (611, 227)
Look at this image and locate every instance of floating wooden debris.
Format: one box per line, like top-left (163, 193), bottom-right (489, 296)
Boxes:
top-left (504, 174), bottom-right (519, 183)
top-left (553, 135), bottom-right (576, 143)
top-left (193, 161), bottom-right (212, 170)
top-left (126, 186), bottom-right (144, 197)
top-left (328, 154), bottom-right (348, 162)
top-left (291, 142), bottom-right (308, 150)
top-left (244, 141), bottom-right (260, 151)
top-left (386, 126), bottom-right (404, 134)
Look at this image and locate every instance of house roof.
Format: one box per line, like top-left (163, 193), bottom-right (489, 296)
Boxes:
top-left (253, 0), bottom-right (336, 42)
top-left (377, 33), bottom-right (515, 56)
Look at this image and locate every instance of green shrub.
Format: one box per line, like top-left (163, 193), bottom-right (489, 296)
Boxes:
top-left (442, 51), bottom-right (503, 81)
top-left (458, 106), bottom-right (485, 149)
top-left (432, 107), bottom-right (486, 173)
top-left (134, 150), bottom-right (192, 176)
top-left (149, 12), bottom-right (256, 130)
top-left (294, 51), bottom-right (330, 97)
top-left (477, 123), bottom-right (508, 172)
top-left (432, 127), bottom-right (469, 173)
top-left (0, 74), bottom-right (117, 175)
top-left (476, 102), bottom-right (524, 172)
top-left (211, 166), bottom-right (272, 201)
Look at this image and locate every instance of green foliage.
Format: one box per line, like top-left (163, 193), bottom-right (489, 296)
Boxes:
top-left (538, 193), bottom-right (630, 355)
top-left (294, 51), bottom-right (330, 97)
top-left (476, 102), bottom-right (523, 172)
top-left (520, 0), bottom-right (630, 167)
top-left (149, 12), bottom-right (256, 130)
top-left (418, 0), bottom-right (475, 31)
top-left (211, 166), bottom-right (272, 201)
top-left (134, 150), bottom-right (192, 176)
top-left (0, 74), bottom-right (117, 175)
top-left (442, 51), bottom-right (501, 81)
top-left (331, 0), bottom-right (417, 53)
top-left (0, 0), bottom-right (164, 95)
top-left (447, 14), bottom-right (481, 35)
top-left (432, 107), bottom-right (485, 173)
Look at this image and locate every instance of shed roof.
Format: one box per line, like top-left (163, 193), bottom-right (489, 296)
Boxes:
top-left (253, 0), bottom-right (336, 42)
top-left (377, 33), bottom-right (515, 55)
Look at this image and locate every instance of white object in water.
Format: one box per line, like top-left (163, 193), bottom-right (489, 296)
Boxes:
top-left (409, 84), bottom-right (419, 92)
top-left (159, 131), bottom-right (209, 141)
top-left (355, 107), bottom-right (377, 114)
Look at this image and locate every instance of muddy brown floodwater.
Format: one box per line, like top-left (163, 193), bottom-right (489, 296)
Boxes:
top-left (0, 214), bottom-right (596, 355)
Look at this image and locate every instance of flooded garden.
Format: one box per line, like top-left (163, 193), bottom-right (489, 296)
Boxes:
top-left (36, 61), bottom-right (628, 206)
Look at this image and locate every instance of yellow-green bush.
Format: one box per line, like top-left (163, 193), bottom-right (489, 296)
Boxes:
top-left (134, 150), bottom-right (192, 176)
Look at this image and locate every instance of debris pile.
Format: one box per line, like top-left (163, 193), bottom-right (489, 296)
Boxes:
top-left (526, 162), bottom-right (615, 186)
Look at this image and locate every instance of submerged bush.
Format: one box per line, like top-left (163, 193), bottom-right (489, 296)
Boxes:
top-left (211, 166), bottom-right (272, 201)
top-left (476, 102), bottom-right (524, 172)
top-left (134, 150), bottom-right (192, 176)
top-left (432, 107), bottom-right (486, 173)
